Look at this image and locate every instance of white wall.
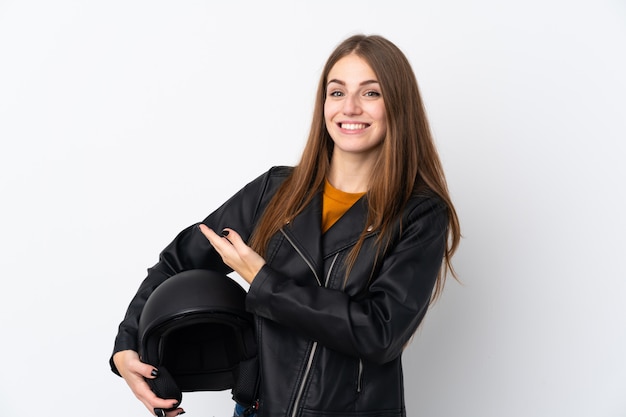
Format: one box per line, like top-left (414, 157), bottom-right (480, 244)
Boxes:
top-left (1, 1), bottom-right (624, 416)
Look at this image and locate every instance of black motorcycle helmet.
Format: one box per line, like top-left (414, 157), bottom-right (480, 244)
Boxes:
top-left (137, 269), bottom-right (258, 413)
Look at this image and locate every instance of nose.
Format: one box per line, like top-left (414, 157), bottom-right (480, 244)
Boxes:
top-left (342, 93), bottom-right (362, 116)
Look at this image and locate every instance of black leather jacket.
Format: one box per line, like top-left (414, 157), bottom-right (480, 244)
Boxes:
top-left (111, 166), bottom-right (448, 417)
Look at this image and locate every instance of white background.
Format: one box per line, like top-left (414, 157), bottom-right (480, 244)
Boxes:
top-left (1, 1), bottom-right (625, 416)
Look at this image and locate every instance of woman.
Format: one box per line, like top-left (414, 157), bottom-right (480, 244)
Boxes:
top-left (111, 34), bottom-right (460, 417)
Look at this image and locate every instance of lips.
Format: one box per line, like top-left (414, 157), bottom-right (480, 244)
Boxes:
top-left (340, 123), bottom-right (369, 130)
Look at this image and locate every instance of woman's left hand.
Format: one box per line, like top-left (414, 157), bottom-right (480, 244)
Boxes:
top-left (198, 224), bottom-right (266, 284)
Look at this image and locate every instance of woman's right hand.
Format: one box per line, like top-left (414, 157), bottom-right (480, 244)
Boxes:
top-left (113, 350), bottom-right (184, 416)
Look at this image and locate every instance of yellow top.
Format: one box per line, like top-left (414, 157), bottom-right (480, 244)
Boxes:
top-left (322, 179), bottom-right (366, 233)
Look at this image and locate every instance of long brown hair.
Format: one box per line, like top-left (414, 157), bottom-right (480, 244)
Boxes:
top-left (250, 34), bottom-right (460, 301)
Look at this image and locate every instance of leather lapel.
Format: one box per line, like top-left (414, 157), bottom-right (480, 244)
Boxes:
top-left (322, 196), bottom-right (375, 257)
top-left (281, 192), bottom-right (324, 282)
top-left (281, 193), bottom-right (377, 281)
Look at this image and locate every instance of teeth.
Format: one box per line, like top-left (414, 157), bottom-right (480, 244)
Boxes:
top-left (341, 123), bottom-right (367, 130)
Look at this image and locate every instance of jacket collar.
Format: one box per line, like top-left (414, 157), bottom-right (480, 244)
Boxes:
top-left (281, 191), bottom-right (373, 278)
top-left (323, 196), bottom-right (373, 257)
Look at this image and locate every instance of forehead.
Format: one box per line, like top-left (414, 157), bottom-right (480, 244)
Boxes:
top-left (327, 54), bottom-right (377, 83)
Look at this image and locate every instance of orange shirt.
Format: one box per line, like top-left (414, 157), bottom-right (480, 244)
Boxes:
top-left (322, 179), bottom-right (366, 233)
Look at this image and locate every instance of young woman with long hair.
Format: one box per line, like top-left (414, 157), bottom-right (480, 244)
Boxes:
top-left (111, 33), bottom-right (460, 417)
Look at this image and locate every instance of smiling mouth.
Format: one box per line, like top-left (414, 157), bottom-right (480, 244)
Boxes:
top-left (340, 123), bottom-right (369, 130)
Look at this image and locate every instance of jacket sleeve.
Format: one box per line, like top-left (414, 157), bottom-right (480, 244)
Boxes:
top-left (109, 166), bottom-right (290, 375)
top-left (246, 196), bottom-right (448, 364)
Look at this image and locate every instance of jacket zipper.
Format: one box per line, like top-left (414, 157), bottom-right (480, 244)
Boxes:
top-left (281, 227), bottom-right (338, 417)
top-left (290, 253), bottom-right (339, 417)
top-left (280, 229), bottom-right (322, 286)
top-left (292, 341), bottom-right (318, 417)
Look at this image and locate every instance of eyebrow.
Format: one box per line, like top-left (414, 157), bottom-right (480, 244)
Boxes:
top-left (326, 79), bottom-right (380, 88)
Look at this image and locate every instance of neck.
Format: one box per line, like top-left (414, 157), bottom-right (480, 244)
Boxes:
top-left (327, 152), bottom-right (377, 193)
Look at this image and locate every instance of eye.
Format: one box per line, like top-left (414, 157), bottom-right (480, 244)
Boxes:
top-left (364, 90), bottom-right (381, 97)
top-left (328, 90), bottom-right (344, 97)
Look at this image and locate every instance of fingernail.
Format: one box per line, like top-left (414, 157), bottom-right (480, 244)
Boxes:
top-left (221, 229), bottom-right (230, 236)
top-left (151, 369), bottom-right (159, 377)
top-left (177, 412), bottom-right (186, 416)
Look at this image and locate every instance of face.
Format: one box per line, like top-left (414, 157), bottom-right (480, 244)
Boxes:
top-left (324, 54), bottom-right (387, 161)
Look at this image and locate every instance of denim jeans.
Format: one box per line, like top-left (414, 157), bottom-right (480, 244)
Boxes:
top-left (233, 402), bottom-right (256, 417)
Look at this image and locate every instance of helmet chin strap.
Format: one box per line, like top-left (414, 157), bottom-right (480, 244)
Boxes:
top-left (146, 365), bottom-right (182, 414)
